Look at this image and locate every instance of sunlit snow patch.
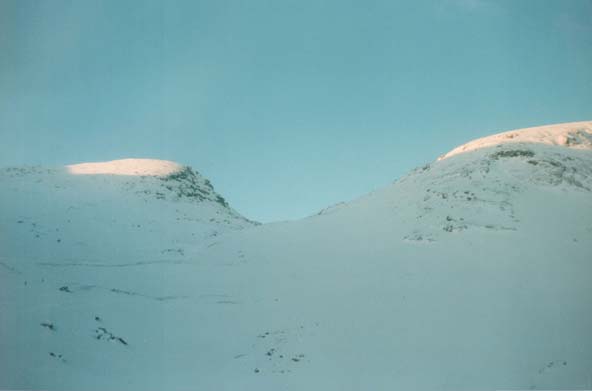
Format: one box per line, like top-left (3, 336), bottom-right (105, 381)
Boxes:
top-left (67, 158), bottom-right (183, 176)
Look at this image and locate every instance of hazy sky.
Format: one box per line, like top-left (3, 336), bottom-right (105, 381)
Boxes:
top-left (1, 0), bottom-right (591, 222)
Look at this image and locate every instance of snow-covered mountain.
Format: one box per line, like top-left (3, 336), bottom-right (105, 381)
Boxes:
top-left (0, 159), bottom-right (255, 263)
top-left (1, 122), bottom-right (591, 390)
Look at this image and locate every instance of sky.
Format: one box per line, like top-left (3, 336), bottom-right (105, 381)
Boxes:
top-left (1, 0), bottom-right (591, 222)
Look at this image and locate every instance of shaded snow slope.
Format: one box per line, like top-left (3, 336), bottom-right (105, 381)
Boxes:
top-left (439, 120), bottom-right (592, 160)
top-left (1, 123), bottom-right (591, 391)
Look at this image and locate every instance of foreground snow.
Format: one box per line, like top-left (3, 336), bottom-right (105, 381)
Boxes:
top-left (1, 122), bottom-right (591, 390)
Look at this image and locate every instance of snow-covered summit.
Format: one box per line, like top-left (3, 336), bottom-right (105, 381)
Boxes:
top-left (439, 120), bottom-right (592, 160)
top-left (1, 158), bottom-right (242, 210)
top-left (64, 158), bottom-right (237, 208)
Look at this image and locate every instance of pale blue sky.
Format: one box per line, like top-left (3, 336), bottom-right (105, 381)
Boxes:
top-left (1, 0), bottom-right (591, 222)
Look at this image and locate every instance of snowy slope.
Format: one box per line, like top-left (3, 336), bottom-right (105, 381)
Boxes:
top-left (1, 123), bottom-right (592, 391)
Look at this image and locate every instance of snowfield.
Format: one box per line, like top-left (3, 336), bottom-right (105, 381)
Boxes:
top-left (1, 121), bottom-right (591, 390)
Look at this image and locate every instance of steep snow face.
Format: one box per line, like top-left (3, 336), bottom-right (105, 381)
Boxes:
top-left (1, 124), bottom-right (591, 391)
top-left (439, 121), bottom-right (592, 160)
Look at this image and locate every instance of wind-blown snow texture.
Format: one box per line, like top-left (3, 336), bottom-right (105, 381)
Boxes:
top-left (1, 122), bottom-right (592, 390)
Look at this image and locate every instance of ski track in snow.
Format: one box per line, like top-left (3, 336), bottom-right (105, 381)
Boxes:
top-left (56, 283), bottom-right (189, 302)
top-left (37, 259), bottom-right (194, 268)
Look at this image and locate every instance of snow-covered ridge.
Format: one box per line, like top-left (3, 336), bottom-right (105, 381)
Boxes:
top-left (67, 158), bottom-right (184, 176)
top-left (439, 121), bottom-right (592, 160)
